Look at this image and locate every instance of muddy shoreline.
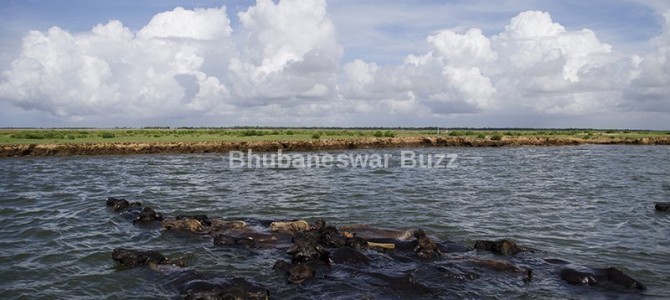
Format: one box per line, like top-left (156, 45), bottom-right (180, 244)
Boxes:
top-left (2, 136), bottom-right (670, 157)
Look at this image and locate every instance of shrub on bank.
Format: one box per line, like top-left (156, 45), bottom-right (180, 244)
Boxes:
top-left (10, 131), bottom-right (67, 140)
top-left (100, 132), bottom-right (115, 139)
top-left (239, 129), bottom-right (265, 137)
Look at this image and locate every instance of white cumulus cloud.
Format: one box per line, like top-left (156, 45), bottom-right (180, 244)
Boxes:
top-left (138, 7), bottom-right (233, 40)
top-left (0, 7), bottom-right (233, 120)
top-left (0, 2), bottom-right (668, 127)
top-left (489, 11), bottom-right (617, 114)
top-left (228, 0), bottom-right (342, 104)
top-left (625, 10), bottom-right (670, 112)
top-left (340, 10), bottom-right (622, 117)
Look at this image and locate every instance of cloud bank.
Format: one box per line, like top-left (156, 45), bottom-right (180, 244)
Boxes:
top-left (0, 0), bottom-right (669, 127)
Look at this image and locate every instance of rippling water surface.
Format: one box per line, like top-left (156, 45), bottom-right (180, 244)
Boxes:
top-left (0, 145), bottom-right (669, 299)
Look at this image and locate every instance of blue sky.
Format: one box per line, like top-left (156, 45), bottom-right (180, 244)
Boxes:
top-left (3, 0), bottom-right (662, 62)
top-left (0, 0), bottom-right (669, 128)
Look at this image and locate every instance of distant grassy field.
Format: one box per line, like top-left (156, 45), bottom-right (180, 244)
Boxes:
top-left (0, 128), bottom-right (668, 145)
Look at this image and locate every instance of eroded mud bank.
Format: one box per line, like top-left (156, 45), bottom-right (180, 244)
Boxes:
top-left (2, 136), bottom-right (669, 157)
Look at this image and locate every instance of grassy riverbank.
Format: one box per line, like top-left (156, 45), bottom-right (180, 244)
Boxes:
top-left (1, 128), bottom-right (669, 157)
top-left (0, 128), bottom-right (401, 145)
top-left (1, 128), bottom-right (668, 145)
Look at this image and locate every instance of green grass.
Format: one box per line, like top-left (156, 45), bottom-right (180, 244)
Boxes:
top-left (0, 128), bottom-right (666, 145)
top-left (0, 128), bottom-right (401, 145)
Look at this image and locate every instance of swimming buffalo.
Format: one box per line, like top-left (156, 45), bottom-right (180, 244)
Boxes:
top-left (473, 239), bottom-right (534, 256)
top-left (105, 199), bottom-right (648, 297)
top-left (413, 229), bottom-right (441, 259)
top-left (546, 259), bottom-right (646, 291)
top-left (106, 197), bottom-right (163, 225)
top-left (112, 248), bottom-right (167, 268)
top-left (182, 278), bottom-right (270, 300)
top-left (655, 202), bottom-right (670, 212)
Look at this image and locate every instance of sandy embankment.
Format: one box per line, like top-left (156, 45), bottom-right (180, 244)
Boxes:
top-left (1, 136), bottom-right (669, 157)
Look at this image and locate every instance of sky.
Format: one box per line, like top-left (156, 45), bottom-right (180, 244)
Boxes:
top-left (0, 0), bottom-right (669, 129)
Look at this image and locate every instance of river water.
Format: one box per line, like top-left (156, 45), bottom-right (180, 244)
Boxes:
top-left (0, 145), bottom-right (668, 299)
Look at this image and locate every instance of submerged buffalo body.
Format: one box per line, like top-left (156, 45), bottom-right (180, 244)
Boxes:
top-left (106, 197), bottom-right (163, 224)
top-left (182, 278), bottom-right (270, 300)
top-left (559, 266), bottom-right (646, 290)
top-left (655, 202), bottom-right (670, 212)
top-left (112, 248), bottom-right (167, 267)
top-left (105, 199), bottom-right (648, 298)
top-left (473, 239), bottom-right (538, 256)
